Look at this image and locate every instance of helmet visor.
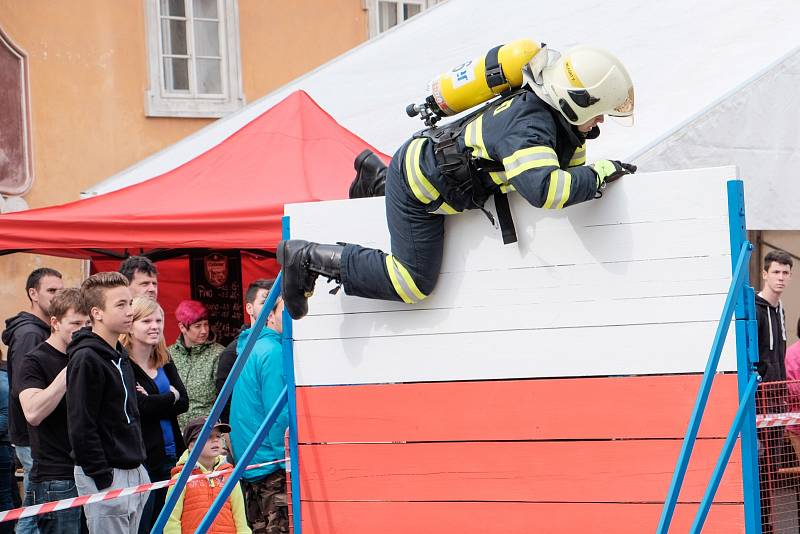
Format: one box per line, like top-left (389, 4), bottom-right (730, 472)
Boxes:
top-left (609, 86), bottom-right (635, 116)
top-left (610, 114), bottom-right (635, 127)
top-left (608, 86), bottom-right (634, 126)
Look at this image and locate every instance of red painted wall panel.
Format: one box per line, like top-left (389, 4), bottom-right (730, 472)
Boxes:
top-left (298, 439), bottom-right (742, 503)
top-left (297, 374), bottom-right (739, 443)
top-left (295, 374), bottom-right (745, 533)
top-left (301, 501), bottom-right (744, 534)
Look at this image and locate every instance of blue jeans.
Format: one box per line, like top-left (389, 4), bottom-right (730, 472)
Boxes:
top-left (14, 446), bottom-right (38, 534)
top-left (0, 444), bottom-right (14, 534)
top-left (26, 480), bottom-right (80, 534)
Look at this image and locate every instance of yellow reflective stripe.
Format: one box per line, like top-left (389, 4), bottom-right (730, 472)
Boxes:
top-left (465, 115), bottom-right (489, 160)
top-left (464, 120), bottom-right (475, 155)
top-left (500, 184), bottom-right (516, 194)
top-left (473, 115), bottom-right (488, 159)
top-left (433, 202), bottom-right (459, 215)
top-left (385, 256), bottom-right (413, 303)
top-left (404, 139), bottom-right (439, 205)
top-left (385, 255), bottom-right (426, 304)
top-left (503, 146), bottom-right (559, 179)
top-left (568, 144), bottom-right (586, 167)
top-left (489, 170), bottom-right (508, 186)
top-left (556, 172), bottom-right (572, 209)
top-left (493, 98), bottom-right (514, 115)
top-left (543, 169), bottom-right (572, 210)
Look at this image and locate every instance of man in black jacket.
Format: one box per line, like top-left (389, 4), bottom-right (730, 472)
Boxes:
top-left (19, 288), bottom-right (89, 533)
top-left (67, 272), bottom-right (149, 533)
top-left (2, 266), bottom-right (62, 534)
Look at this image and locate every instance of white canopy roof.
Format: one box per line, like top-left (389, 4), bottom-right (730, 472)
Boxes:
top-left (87, 0), bottom-right (800, 229)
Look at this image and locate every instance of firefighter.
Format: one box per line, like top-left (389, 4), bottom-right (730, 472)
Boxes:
top-left (278, 45), bottom-right (637, 320)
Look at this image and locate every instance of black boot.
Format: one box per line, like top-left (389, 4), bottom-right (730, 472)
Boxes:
top-left (349, 149), bottom-right (387, 198)
top-left (276, 240), bottom-right (344, 320)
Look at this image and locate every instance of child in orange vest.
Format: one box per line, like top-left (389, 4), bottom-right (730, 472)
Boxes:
top-left (164, 417), bottom-right (251, 534)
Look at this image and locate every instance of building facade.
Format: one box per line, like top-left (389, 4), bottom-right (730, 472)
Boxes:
top-left (0, 0), bottom-right (439, 341)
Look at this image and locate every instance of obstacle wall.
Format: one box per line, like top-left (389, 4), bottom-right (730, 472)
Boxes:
top-left (285, 166), bottom-right (745, 533)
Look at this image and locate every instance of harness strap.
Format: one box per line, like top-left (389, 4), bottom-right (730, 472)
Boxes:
top-left (484, 45), bottom-right (507, 90)
top-left (493, 192), bottom-right (517, 244)
top-left (412, 88), bottom-right (529, 245)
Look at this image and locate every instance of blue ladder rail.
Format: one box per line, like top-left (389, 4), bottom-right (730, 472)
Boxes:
top-left (282, 215), bottom-right (302, 534)
top-left (157, 216), bottom-right (304, 533)
top-left (196, 387), bottom-right (288, 533)
top-left (656, 240), bottom-right (752, 533)
top-left (658, 179), bottom-right (762, 533)
top-left (151, 272), bottom-right (284, 533)
top-left (690, 372), bottom-right (759, 532)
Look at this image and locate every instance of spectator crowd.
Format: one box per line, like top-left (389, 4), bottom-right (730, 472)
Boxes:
top-left (0, 257), bottom-right (288, 534)
top-left (6, 249), bottom-right (797, 533)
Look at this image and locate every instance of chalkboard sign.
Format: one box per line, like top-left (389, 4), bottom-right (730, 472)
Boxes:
top-left (189, 250), bottom-right (244, 346)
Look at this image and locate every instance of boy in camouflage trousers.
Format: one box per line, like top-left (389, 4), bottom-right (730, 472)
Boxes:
top-left (242, 472), bottom-right (288, 534)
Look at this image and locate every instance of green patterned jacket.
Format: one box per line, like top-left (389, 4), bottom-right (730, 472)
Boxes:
top-left (168, 336), bottom-right (224, 429)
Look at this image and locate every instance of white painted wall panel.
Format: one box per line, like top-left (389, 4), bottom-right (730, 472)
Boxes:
top-left (293, 324), bottom-right (737, 386)
top-left (287, 255), bottom-right (732, 316)
top-left (285, 167), bottom-right (740, 385)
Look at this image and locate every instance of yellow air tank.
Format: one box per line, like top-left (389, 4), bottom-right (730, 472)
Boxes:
top-left (428, 39), bottom-right (542, 117)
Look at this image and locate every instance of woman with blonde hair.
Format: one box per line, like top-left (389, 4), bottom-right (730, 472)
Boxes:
top-left (122, 297), bottom-right (189, 534)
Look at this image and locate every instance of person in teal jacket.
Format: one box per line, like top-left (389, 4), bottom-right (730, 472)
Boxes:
top-left (229, 297), bottom-right (289, 534)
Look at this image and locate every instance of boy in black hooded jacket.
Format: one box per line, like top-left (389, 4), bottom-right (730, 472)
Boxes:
top-left (67, 272), bottom-right (149, 533)
top-left (754, 250), bottom-right (793, 534)
top-left (755, 250), bottom-right (793, 384)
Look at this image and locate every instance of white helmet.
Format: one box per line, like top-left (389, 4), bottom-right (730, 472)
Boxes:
top-left (532, 46), bottom-right (634, 126)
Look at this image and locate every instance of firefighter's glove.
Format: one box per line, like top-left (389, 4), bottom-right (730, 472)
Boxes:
top-left (592, 160), bottom-right (637, 185)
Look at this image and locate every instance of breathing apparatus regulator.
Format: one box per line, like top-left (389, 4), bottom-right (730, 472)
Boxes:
top-left (406, 40), bottom-right (635, 128)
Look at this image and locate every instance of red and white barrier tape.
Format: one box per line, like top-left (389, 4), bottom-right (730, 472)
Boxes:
top-left (756, 412), bottom-right (800, 428)
top-left (0, 458), bottom-right (287, 523)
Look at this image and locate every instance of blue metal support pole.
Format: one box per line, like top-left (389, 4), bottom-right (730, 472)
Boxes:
top-left (196, 387), bottom-right (289, 534)
top-left (690, 372), bottom-right (760, 533)
top-left (727, 180), bottom-right (762, 534)
top-left (151, 273), bottom-right (283, 533)
top-left (656, 240), bottom-right (752, 533)
top-left (282, 215), bottom-right (303, 533)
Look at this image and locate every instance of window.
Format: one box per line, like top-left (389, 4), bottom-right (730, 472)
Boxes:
top-left (145, 0), bottom-right (244, 117)
top-left (367, 0), bottom-right (440, 38)
top-left (0, 26), bottom-right (33, 196)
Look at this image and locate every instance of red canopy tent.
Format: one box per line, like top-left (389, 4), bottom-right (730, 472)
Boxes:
top-left (0, 90), bottom-right (389, 341)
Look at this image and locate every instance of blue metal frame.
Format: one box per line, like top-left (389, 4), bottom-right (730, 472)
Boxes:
top-left (196, 387), bottom-right (289, 532)
top-left (657, 179), bottom-right (761, 533)
top-left (151, 272), bottom-right (284, 533)
top-left (282, 215), bottom-right (303, 533)
top-left (691, 373), bottom-right (759, 532)
top-left (728, 180), bottom-right (762, 534)
top-left (656, 240), bottom-right (751, 533)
